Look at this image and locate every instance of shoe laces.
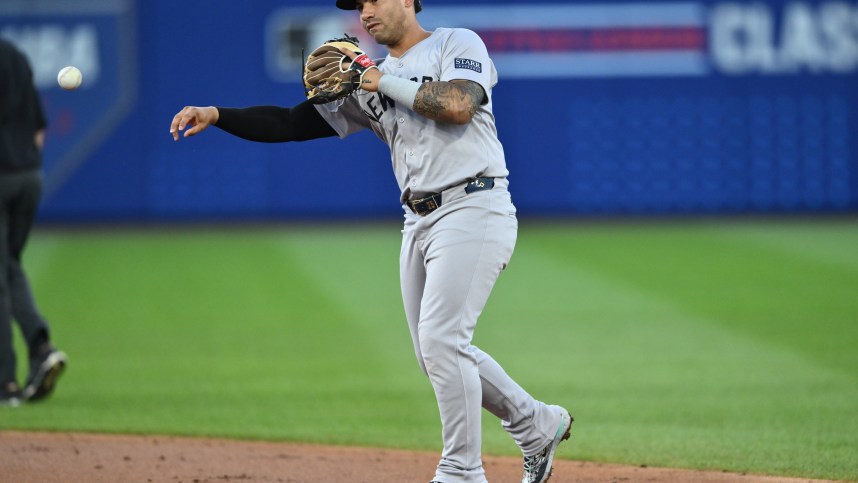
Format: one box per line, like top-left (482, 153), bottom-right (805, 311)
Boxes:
top-left (522, 446), bottom-right (549, 479)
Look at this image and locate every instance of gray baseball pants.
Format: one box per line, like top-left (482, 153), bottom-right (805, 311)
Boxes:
top-left (400, 181), bottom-right (560, 483)
top-left (0, 170), bottom-right (52, 385)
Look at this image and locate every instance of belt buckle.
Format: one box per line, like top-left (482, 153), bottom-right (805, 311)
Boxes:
top-left (409, 194), bottom-right (440, 216)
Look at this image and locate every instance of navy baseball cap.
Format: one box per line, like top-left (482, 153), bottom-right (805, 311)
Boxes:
top-left (336, 0), bottom-right (422, 13)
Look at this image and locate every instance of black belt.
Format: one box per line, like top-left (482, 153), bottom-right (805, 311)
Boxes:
top-left (407, 177), bottom-right (496, 216)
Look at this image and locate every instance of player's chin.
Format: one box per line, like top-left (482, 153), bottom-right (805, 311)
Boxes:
top-left (367, 29), bottom-right (388, 44)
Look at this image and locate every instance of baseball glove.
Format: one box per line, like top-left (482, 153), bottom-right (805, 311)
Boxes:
top-left (303, 34), bottom-right (378, 104)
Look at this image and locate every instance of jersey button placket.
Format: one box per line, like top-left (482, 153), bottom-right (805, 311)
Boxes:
top-left (406, 150), bottom-right (417, 190)
top-left (409, 147), bottom-right (417, 189)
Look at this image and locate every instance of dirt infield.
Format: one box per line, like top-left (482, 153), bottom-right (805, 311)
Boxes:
top-left (0, 431), bottom-right (838, 483)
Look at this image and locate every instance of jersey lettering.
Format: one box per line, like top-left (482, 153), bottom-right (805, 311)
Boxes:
top-left (378, 92), bottom-right (396, 111)
top-left (363, 78), bottom-right (430, 123)
top-left (364, 96), bottom-right (384, 123)
top-left (364, 92), bottom-right (396, 123)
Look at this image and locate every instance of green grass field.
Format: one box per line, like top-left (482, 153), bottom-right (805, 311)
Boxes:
top-left (1, 219), bottom-right (856, 481)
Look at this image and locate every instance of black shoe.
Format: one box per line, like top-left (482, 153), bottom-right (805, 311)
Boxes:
top-left (1, 381), bottom-right (23, 407)
top-left (522, 406), bottom-right (573, 483)
top-left (23, 348), bottom-right (68, 402)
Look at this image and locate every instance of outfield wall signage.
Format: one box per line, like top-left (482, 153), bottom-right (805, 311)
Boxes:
top-left (266, 2), bottom-right (858, 79)
top-left (0, 0), bottom-right (137, 200)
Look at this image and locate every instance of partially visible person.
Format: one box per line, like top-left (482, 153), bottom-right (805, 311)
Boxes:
top-left (0, 38), bottom-right (67, 407)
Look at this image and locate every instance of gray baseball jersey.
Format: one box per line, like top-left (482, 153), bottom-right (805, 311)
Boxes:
top-left (316, 28), bottom-right (564, 483)
top-left (314, 27), bottom-right (509, 203)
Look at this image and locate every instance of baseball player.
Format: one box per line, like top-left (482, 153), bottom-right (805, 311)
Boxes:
top-left (170, 0), bottom-right (572, 481)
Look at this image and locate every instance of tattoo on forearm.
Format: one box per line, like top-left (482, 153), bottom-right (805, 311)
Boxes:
top-left (456, 82), bottom-right (483, 118)
top-left (414, 83), bottom-right (450, 119)
top-left (414, 81), bottom-right (483, 122)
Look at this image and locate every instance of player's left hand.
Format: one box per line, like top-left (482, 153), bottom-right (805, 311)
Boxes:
top-left (339, 47), bottom-right (381, 92)
top-left (303, 35), bottom-right (379, 103)
top-left (170, 106), bottom-right (219, 141)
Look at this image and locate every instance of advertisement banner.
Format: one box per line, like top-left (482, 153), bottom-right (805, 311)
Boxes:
top-left (0, 0), bottom-right (137, 200)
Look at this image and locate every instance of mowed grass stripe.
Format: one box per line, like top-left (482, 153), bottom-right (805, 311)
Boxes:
top-left (9, 232), bottom-right (372, 436)
top-left (707, 221), bottom-right (858, 272)
top-left (275, 227), bottom-right (409, 362)
top-left (523, 222), bottom-right (858, 375)
top-left (1, 222), bottom-right (854, 480)
top-left (9, 228), bottom-right (440, 446)
top-left (477, 223), bottom-right (857, 479)
top-left (20, 235), bottom-right (61, 282)
top-left (275, 227), bottom-right (443, 448)
top-left (499, 233), bottom-right (857, 479)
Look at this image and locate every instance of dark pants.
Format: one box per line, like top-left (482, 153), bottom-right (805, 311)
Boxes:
top-left (0, 169), bottom-right (50, 384)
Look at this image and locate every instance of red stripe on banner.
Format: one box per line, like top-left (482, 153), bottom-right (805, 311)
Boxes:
top-left (477, 27), bottom-right (706, 53)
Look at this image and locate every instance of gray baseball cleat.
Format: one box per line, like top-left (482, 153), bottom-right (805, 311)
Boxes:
top-left (521, 405), bottom-right (573, 483)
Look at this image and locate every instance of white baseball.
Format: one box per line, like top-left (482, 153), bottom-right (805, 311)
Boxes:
top-left (57, 66), bottom-right (83, 90)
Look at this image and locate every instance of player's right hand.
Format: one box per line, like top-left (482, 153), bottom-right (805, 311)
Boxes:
top-left (170, 106), bottom-right (219, 141)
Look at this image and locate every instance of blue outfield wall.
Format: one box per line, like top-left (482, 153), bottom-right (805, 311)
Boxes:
top-left (1, 0), bottom-right (856, 222)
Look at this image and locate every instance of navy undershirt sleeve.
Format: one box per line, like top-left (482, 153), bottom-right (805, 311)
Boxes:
top-left (214, 101), bottom-right (337, 143)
